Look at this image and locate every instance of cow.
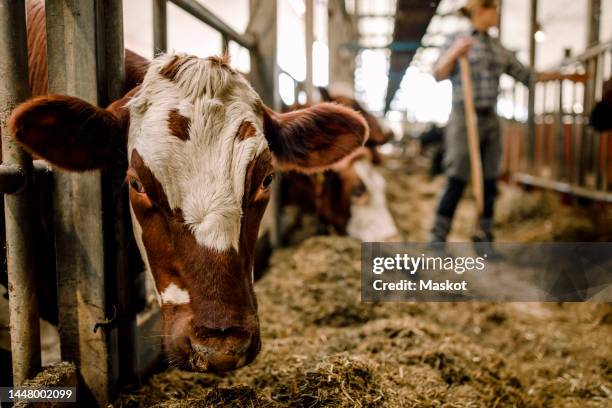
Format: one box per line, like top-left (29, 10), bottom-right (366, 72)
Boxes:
top-left (3, 0), bottom-right (369, 373)
top-left (590, 77), bottom-right (612, 132)
top-left (281, 89), bottom-right (399, 242)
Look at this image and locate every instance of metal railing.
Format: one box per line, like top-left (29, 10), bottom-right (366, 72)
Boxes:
top-left (501, 40), bottom-right (612, 202)
top-left (0, 0), bottom-right (278, 405)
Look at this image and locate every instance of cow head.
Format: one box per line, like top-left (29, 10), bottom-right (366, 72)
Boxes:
top-left (8, 53), bottom-right (368, 372)
top-left (315, 148), bottom-right (399, 242)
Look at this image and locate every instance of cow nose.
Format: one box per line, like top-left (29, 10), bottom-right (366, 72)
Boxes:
top-left (189, 327), bottom-right (257, 372)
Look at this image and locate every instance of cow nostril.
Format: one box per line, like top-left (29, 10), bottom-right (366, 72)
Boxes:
top-left (190, 327), bottom-right (253, 356)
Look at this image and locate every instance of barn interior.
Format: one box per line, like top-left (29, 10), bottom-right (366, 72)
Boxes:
top-left (0, 0), bottom-right (611, 407)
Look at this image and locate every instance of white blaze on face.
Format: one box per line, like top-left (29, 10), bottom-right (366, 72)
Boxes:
top-left (346, 159), bottom-right (399, 242)
top-left (126, 53), bottom-right (268, 253)
top-left (160, 282), bottom-right (191, 305)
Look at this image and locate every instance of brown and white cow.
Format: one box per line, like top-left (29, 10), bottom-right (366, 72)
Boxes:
top-left (8, 3), bottom-right (369, 373)
top-left (281, 89), bottom-right (399, 242)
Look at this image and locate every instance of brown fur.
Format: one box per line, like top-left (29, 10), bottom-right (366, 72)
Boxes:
top-left (207, 54), bottom-right (233, 72)
top-left (9, 95), bottom-right (123, 171)
top-left (262, 103), bottom-right (368, 171)
top-left (281, 150), bottom-right (369, 234)
top-left (168, 109), bottom-right (191, 141)
top-left (237, 121), bottom-right (257, 141)
top-left (159, 55), bottom-right (195, 81)
top-left (26, 0), bottom-right (47, 96)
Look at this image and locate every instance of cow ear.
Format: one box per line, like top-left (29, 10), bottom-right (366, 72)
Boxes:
top-left (262, 102), bottom-right (369, 173)
top-left (8, 93), bottom-right (130, 171)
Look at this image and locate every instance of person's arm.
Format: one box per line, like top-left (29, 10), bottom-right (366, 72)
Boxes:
top-left (503, 47), bottom-right (534, 86)
top-left (434, 36), bottom-right (474, 81)
top-left (502, 45), bottom-right (589, 85)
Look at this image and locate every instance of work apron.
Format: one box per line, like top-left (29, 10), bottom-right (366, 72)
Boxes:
top-left (443, 105), bottom-right (501, 182)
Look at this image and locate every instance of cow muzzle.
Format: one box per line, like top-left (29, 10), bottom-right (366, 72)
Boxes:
top-left (162, 306), bottom-right (261, 372)
top-left (189, 326), bottom-right (260, 372)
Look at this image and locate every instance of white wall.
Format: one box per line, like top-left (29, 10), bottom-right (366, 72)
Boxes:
top-left (501, 0), bottom-right (612, 70)
top-left (123, 0), bottom-right (249, 59)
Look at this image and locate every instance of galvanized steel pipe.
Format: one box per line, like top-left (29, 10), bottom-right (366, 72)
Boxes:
top-left (0, 0), bottom-right (42, 385)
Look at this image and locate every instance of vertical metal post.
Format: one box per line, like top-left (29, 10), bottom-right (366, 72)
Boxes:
top-left (247, 0), bottom-right (278, 108)
top-left (328, 0), bottom-right (357, 87)
top-left (96, 0), bottom-right (138, 392)
top-left (497, 0), bottom-right (503, 40)
top-left (0, 0), bottom-right (41, 385)
top-left (584, 0), bottom-right (601, 187)
top-left (555, 79), bottom-right (565, 179)
top-left (526, 0), bottom-right (538, 173)
top-left (45, 0), bottom-right (111, 405)
top-left (586, 0), bottom-right (601, 47)
top-left (305, 0), bottom-right (314, 100)
top-left (153, 0), bottom-right (168, 55)
top-left (248, 0), bottom-right (280, 245)
top-left (221, 35), bottom-right (229, 55)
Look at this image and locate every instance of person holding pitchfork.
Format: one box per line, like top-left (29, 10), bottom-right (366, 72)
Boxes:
top-left (429, 0), bottom-right (569, 251)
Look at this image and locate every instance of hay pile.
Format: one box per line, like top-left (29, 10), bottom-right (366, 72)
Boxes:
top-left (115, 235), bottom-right (611, 407)
top-left (115, 161), bottom-right (611, 407)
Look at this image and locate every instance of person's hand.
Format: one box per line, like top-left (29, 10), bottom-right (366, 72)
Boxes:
top-left (451, 36), bottom-right (474, 58)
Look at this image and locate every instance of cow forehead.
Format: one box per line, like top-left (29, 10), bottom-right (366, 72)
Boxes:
top-left (126, 53), bottom-right (269, 251)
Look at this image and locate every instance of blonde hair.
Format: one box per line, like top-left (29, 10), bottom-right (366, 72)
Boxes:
top-left (459, 0), bottom-right (499, 18)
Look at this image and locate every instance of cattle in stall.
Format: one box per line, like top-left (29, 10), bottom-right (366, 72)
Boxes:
top-left (2, 0), bottom-right (368, 373)
top-left (281, 90), bottom-right (399, 242)
top-left (590, 77), bottom-right (612, 132)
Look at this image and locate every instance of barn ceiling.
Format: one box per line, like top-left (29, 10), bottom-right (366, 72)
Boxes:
top-left (384, 0), bottom-right (441, 112)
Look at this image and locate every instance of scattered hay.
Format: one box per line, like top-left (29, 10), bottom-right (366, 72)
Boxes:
top-left (115, 237), bottom-right (611, 407)
top-left (21, 361), bottom-right (76, 388)
top-left (115, 166), bottom-right (611, 407)
top-left (14, 362), bottom-right (76, 408)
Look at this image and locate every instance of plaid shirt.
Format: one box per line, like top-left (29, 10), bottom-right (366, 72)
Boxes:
top-left (439, 29), bottom-right (534, 109)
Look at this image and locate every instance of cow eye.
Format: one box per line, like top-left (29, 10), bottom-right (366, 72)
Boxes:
top-left (351, 183), bottom-right (367, 197)
top-left (129, 178), bottom-right (145, 193)
top-left (262, 173), bottom-right (274, 189)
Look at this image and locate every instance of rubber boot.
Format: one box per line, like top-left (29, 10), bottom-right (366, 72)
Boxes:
top-left (429, 214), bottom-right (452, 243)
top-left (427, 215), bottom-right (452, 258)
top-left (472, 218), bottom-right (503, 260)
